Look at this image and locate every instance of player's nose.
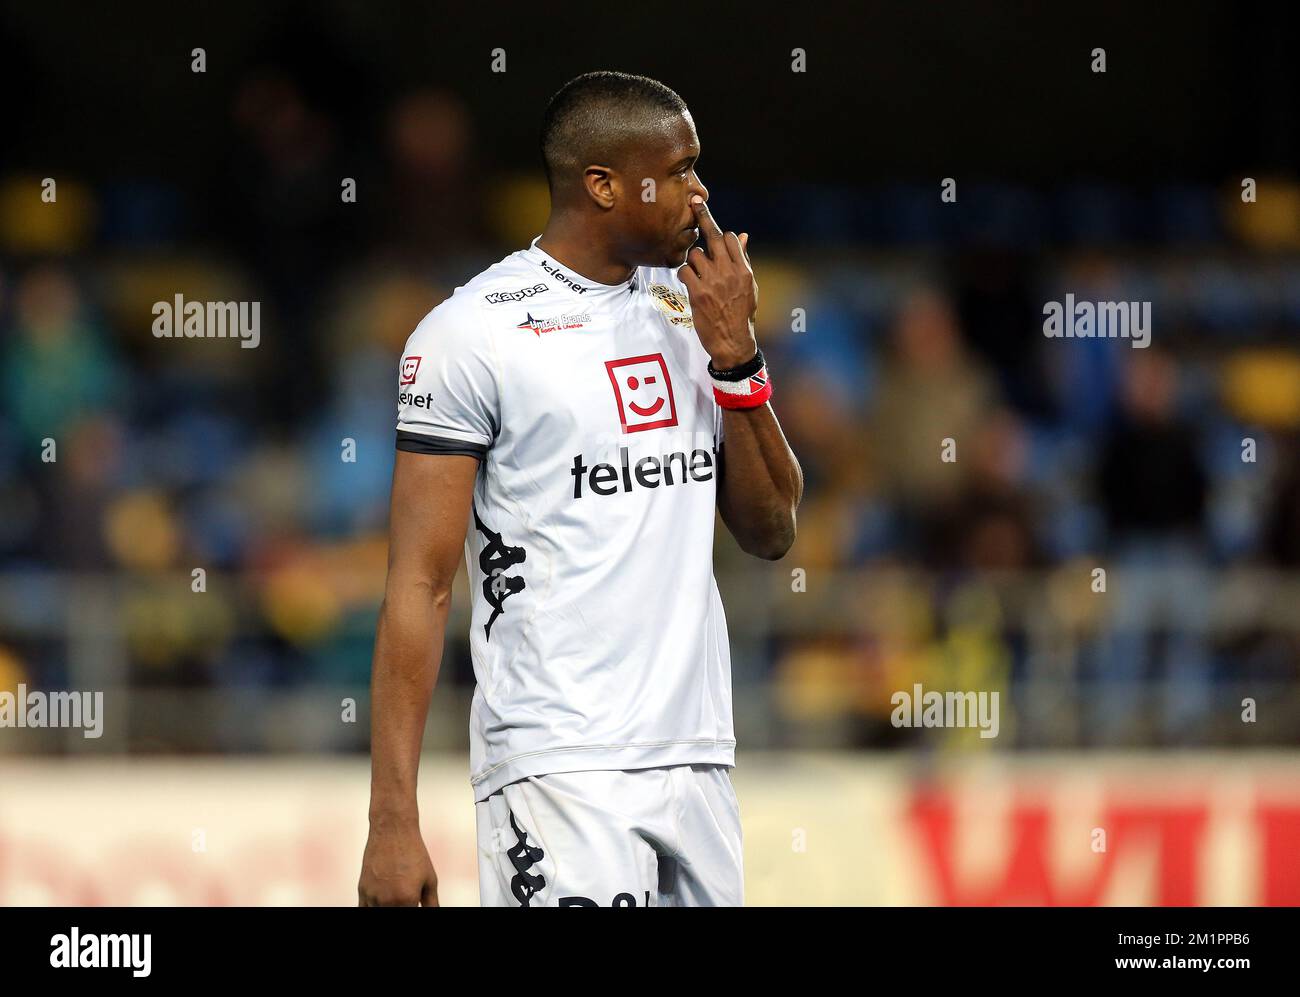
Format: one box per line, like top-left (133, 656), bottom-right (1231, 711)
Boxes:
top-left (689, 172), bottom-right (709, 203)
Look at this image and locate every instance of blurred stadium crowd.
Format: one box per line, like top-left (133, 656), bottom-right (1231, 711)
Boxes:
top-left (3, 72), bottom-right (1300, 757)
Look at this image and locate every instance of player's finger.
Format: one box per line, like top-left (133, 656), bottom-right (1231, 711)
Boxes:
top-left (725, 231), bottom-right (745, 265)
top-left (737, 232), bottom-right (754, 271)
top-left (677, 262), bottom-right (703, 294)
top-left (690, 195), bottom-right (733, 261)
top-left (684, 245), bottom-right (709, 279)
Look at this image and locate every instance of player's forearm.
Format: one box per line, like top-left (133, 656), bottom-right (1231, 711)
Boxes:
top-left (718, 403), bottom-right (803, 559)
top-left (367, 582), bottom-right (452, 822)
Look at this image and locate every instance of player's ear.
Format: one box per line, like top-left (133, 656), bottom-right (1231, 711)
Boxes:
top-left (583, 165), bottom-right (616, 210)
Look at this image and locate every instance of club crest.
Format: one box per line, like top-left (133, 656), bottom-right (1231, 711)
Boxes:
top-left (648, 283), bottom-right (694, 328)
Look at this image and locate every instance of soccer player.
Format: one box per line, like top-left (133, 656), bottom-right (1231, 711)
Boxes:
top-left (357, 71), bottom-right (803, 907)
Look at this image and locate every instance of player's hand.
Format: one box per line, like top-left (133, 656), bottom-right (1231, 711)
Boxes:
top-left (677, 195), bottom-right (759, 369)
top-left (358, 816), bottom-right (440, 906)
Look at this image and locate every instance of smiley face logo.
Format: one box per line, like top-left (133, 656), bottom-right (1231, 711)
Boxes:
top-left (628, 376), bottom-right (664, 417)
top-left (605, 353), bottom-right (679, 433)
top-left (400, 355), bottom-right (421, 385)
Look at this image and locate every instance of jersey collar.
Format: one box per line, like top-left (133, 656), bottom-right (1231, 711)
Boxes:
top-left (520, 235), bottom-right (638, 302)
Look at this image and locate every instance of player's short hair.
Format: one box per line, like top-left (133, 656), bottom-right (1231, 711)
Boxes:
top-left (540, 71), bottom-right (688, 195)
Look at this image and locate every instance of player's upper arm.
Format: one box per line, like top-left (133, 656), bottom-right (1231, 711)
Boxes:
top-left (386, 449), bottom-right (479, 596)
top-left (388, 298), bottom-right (498, 594)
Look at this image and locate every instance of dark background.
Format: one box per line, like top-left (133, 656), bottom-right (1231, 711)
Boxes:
top-left (3, 2), bottom-right (1294, 187)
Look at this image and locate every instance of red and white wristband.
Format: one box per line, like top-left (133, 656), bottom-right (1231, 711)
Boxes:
top-left (709, 346), bottom-right (772, 410)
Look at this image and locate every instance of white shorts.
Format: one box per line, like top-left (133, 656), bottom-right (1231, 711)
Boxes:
top-left (475, 763), bottom-right (744, 907)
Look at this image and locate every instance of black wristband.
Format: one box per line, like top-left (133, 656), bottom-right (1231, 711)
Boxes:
top-left (708, 346), bottom-right (764, 382)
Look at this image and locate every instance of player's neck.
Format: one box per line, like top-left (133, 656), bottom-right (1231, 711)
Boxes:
top-left (536, 217), bottom-right (635, 287)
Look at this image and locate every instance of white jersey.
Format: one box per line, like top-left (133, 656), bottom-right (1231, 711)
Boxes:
top-left (396, 236), bottom-right (734, 802)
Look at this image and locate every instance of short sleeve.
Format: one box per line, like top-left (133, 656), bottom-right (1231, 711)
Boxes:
top-left (395, 301), bottom-right (499, 461)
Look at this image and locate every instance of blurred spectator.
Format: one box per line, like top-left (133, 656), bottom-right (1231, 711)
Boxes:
top-left (225, 70), bottom-right (355, 427)
top-left (867, 288), bottom-right (1002, 567)
top-left (379, 90), bottom-right (489, 260)
top-left (2, 266), bottom-right (122, 451)
top-left (1090, 348), bottom-right (1213, 744)
top-left (935, 407), bottom-right (1041, 574)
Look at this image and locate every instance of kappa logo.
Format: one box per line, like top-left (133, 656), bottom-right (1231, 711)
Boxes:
top-left (648, 283), bottom-right (694, 328)
top-left (507, 811), bottom-right (546, 906)
top-left (473, 504), bottom-right (526, 641)
top-left (605, 353), bottom-right (678, 432)
top-left (517, 311), bottom-right (590, 337)
top-left (484, 283), bottom-right (549, 304)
